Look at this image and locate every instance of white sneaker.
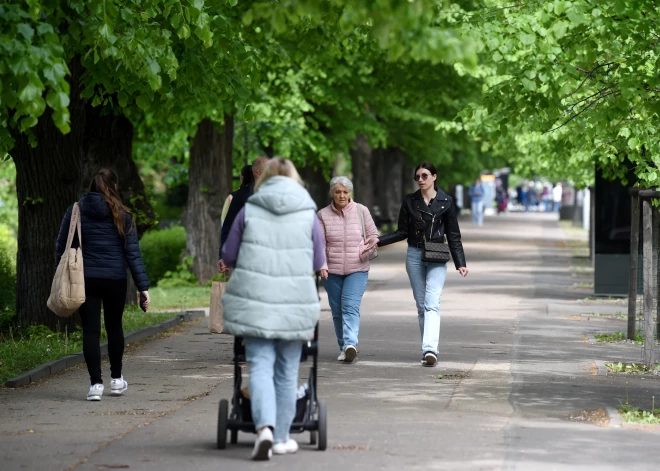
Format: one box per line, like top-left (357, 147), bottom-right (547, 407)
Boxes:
top-left (87, 384), bottom-right (104, 401)
top-left (421, 352), bottom-right (437, 367)
top-left (337, 351), bottom-right (346, 361)
top-left (110, 377), bottom-right (128, 395)
top-left (251, 428), bottom-right (273, 461)
top-left (344, 345), bottom-right (357, 363)
top-left (272, 439), bottom-right (299, 455)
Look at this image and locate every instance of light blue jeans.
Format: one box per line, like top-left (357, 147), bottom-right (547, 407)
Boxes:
top-left (406, 247), bottom-right (448, 355)
top-left (471, 201), bottom-right (484, 225)
top-left (243, 337), bottom-right (304, 443)
top-left (324, 271), bottom-right (369, 351)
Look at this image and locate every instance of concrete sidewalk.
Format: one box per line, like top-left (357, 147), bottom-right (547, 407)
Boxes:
top-left (2, 212), bottom-right (660, 470)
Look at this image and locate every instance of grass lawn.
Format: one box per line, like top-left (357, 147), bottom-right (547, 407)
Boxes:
top-left (149, 285), bottom-right (211, 311)
top-left (0, 285), bottom-right (211, 384)
top-left (0, 308), bottom-right (184, 384)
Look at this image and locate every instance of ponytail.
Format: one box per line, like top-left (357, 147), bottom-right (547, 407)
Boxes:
top-left (89, 168), bottom-right (131, 244)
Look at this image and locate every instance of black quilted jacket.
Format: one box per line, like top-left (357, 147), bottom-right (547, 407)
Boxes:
top-left (55, 192), bottom-right (150, 291)
top-left (378, 189), bottom-right (467, 270)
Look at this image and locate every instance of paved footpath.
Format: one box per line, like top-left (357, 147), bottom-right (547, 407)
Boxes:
top-left (2, 213), bottom-right (660, 471)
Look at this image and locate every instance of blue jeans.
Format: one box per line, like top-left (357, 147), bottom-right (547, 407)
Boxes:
top-left (405, 247), bottom-right (448, 355)
top-left (554, 201), bottom-right (561, 213)
top-left (471, 201), bottom-right (484, 225)
top-left (324, 271), bottom-right (369, 351)
top-left (243, 337), bottom-right (304, 443)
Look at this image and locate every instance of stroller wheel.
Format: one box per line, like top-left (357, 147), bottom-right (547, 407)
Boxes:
top-left (230, 429), bottom-right (238, 444)
top-left (310, 430), bottom-right (317, 445)
top-left (317, 400), bottom-right (327, 451)
top-left (217, 399), bottom-right (229, 449)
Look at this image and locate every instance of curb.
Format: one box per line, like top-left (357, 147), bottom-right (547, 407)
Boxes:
top-left (4, 310), bottom-right (206, 388)
top-left (594, 360), bottom-right (608, 376)
top-left (606, 407), bottom-right (622, 427)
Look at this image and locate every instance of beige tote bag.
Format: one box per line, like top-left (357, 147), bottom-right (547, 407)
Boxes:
top-left (47, 203), bottom-right (85, 317)
top-left (209, 279), bottom-right (226, 333)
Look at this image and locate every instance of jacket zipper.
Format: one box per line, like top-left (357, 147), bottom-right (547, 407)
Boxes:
top-left (418, 209), bottom-right (435, 241)
top-left (343, 211), bottom-right (347, 274)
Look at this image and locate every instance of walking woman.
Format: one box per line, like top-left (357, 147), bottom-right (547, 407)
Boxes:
top-left (221, 164), bottom-right (255, 226)
top-left (364, 162), bottom-right (468, 366)
top-left (317, 176), bottom-right (379, 363)
top-left (222, 158), bottom-right (326, 460)
top-left (55, 168), bottom-right (150, 401)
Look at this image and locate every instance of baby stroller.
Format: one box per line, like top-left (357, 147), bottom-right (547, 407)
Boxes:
top-left (217, 276), bottom-right (328, 451)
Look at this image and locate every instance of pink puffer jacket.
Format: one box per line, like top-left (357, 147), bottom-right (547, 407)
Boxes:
top-left (318, 200), bottom-right (379, 275)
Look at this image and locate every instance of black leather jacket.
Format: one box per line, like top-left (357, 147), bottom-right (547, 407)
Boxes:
top-left (378, 189), bottom-right (466, 269)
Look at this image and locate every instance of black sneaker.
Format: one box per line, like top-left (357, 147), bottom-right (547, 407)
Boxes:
top-left (421, 351), bottom-right (437, 367)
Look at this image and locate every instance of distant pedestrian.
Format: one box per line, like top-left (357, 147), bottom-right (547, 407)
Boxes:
top-left (221, 165), bottom-right (254, 226)
top-left (469, 178), bottom-right (484, 225)
top-left (495, 184), bottom-right (508, 214)
top-left (363, 162), bottom-right (468, 367)
top-left (317, 176), bottom-right (379, 363)
top-left (553, 183), bottom-right (563, 213)
top-left (222, 158), bottom-right (326, 460)
top-left (526, 185), bottom-right (537, 211)
top-left (55, 168), bottom-right (150, 402)
top-left (541, 186), bottom-right (552, 212)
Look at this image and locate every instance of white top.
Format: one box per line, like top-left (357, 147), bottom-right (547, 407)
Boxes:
top-left (552, 185), bottom-right (563, 203)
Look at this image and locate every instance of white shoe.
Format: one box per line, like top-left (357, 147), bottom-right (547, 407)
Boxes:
top-left (337, 351), bottom-right (346, 361)
top-left (272, 439), bottom-right (299, 455)
top-left (87, 384), bottom-right (104, 401)
top-left (344, 345), bottom-right (357, 363)
top-left (110, 377), bottom-right (128, 396)
top-left (421, 352), bottom-right (437, 367)
top-left (251, 428), bottom-right (273, 461)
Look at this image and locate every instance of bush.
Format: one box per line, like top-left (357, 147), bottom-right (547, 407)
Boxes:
top-left (0, 244), bottom-right (15, 315)
top-left (157, 255), bottom-right (198, 288)
top-left (140, 226), bottom-right (187, 285)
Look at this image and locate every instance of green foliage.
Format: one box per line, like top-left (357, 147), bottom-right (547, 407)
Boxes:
top-left (139, 226), bottom-right (187, 285)
top-left (618, 406), bottom-right (660, 425)
top-left (606, 361), bottom-right (658, 375)
top-left (460, 0), bottom-right (660, 187)
top-left (595, 331), bottom-right (643, 344)
top-left (0, 161), bottom-right (18, 237)
top-left (158, 255), bottom-right (199, 288)
top-left (0, 245), bottom-right (16, 316)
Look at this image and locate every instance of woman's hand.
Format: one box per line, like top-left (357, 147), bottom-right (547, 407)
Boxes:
top-left (320, 269), bottom-right (329, 280)
top-left (458, 267), bottom-right (469, 277)
top-left (362, 237), bottom-right (379, 254)
top-left (138, 291), bottom-right (151, 310)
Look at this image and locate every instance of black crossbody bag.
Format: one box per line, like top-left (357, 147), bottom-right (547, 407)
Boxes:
top-left (417, 213), bottom-right (451, 264)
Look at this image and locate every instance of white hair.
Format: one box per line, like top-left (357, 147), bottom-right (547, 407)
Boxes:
top-left (329, 176), bottom-right (353, 196)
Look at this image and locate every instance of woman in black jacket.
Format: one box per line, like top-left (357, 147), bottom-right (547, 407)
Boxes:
top-left (363, 162), bottom-right (468, 367)
top-left (55, 168), bottom-right (150, 401)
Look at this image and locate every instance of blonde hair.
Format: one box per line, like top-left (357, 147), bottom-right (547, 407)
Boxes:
top-left (254, 158), bottom-right (303, 190)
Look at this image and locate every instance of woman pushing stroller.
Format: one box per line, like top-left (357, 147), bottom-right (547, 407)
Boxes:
top-left (221, 158), bottom-right (326, 460)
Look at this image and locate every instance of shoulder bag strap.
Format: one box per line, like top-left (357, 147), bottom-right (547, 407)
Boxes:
top-left (65, 203), bottom-right (82, 250)
top-left (357, 204), bottom-right (366, 241)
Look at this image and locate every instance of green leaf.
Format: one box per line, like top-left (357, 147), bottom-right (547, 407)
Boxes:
top-left (619, 128), bottom-right (631, 138)
top-left (520, 33), bottom-right (535, 46)
top-left (17, 23), bottom-right (35, 40)
top-left (46, 91), bottom-right (70, 109)
top-left (117, 91), bottom-right (129, 107)
top-left (136, 95), bottom-right (151, 110)
top-left (229, 0), bottom-right (238, 6)
top-left (177, 24), bottom-right (191, 39)
top-left (171, 13), bottom-right (182, 29)
top-left (18, 83), bottom-right (41, 103)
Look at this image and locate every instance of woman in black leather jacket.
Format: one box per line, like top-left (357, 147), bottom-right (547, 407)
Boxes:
top-left (363, 162), bottom-right (468, 367)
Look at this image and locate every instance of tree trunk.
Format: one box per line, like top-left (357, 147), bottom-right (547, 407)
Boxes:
top-left (10, 58), bottom-right (153, 327)
top-left (350, 134), bottom-right (374, 209)
top-left (299, 162), bottom-right (330, 210)
top-left (183, 116), bottom-right (234, 285)
top-left (372, 147), bottom-right (404, 226)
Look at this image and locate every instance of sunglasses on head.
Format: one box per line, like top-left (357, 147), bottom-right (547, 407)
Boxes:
top-left (414, 173), bottom-right (431, 181)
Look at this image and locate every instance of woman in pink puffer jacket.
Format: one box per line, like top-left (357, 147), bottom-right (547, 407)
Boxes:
top-left (318, 176), bottom-right (379, 363)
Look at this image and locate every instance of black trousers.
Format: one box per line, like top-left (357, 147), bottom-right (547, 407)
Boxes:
top-left (79, 277), bottom-right (127, 385)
